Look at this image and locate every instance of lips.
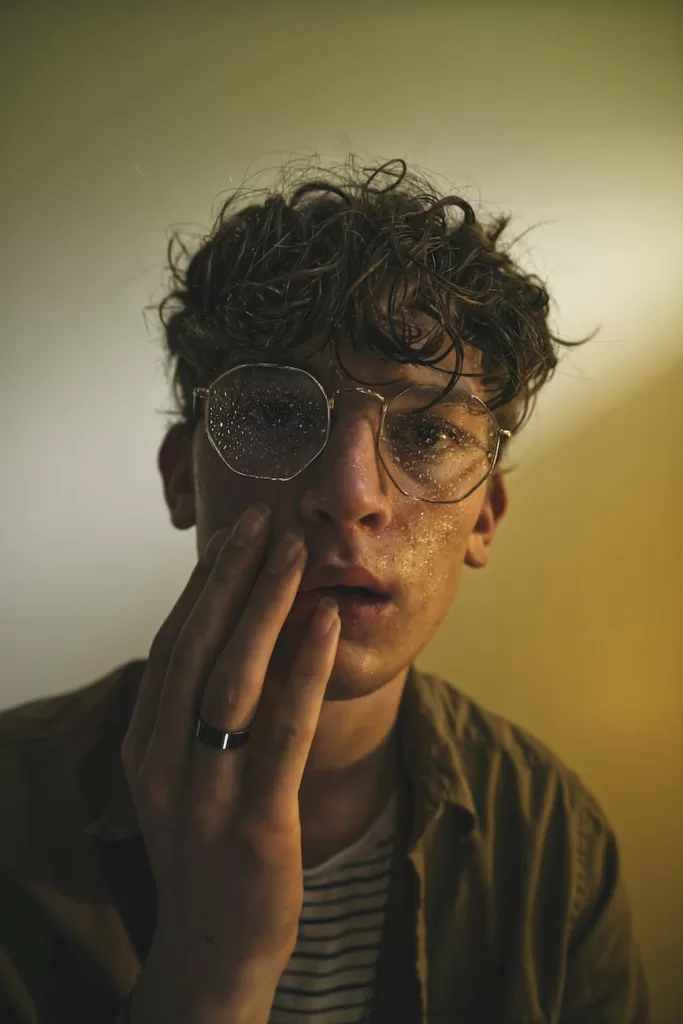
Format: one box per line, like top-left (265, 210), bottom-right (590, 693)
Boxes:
top-left (299, 565), bottom-right (392, 598)
top-left (293, 583), bottom-right (391, 629)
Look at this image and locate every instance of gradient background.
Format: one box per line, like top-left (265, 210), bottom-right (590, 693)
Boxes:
top-left (1, 1), bottom-right (682, 1019)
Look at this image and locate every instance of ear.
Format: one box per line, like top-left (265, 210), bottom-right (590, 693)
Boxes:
top-left (464, 471), bottom-right (509, 570)
top-left (158, 423), bottom-right (196, 530)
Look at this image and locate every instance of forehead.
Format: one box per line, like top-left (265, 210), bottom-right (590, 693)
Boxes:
top-left (229, 328), bottom-right (488, 401)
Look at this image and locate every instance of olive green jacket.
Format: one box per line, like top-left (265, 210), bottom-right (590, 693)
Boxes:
top-left (0, 660), bottom-right (649, 1023)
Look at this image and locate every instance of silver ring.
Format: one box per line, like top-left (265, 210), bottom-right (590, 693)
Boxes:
top-left (195, 714), bottom-right (252, 750)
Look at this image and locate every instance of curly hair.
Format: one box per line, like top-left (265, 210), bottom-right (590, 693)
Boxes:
top-left (156, 156), bottom-right (593, 474)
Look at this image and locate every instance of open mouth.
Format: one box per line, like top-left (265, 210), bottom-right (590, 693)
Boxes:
top-left (314, 585), bottom-right (390, 601)
top-left (291, 583), bottom-right (393, 623)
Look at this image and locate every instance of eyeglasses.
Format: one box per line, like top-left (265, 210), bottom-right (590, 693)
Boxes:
top-left (193, 363), bottom-right (512, 504)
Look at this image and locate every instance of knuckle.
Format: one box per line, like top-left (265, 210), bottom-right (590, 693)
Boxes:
top-left (229, 599), bottom-right (275, 651)
top-left (167, 641), bottom-right (202, 682)
top-left (292, 656), bottom-right (324, 684)
top-left (270, 716), bottom-right (305, 749)
top-left (137, 768), bottom-right (172, 814)
top-left (201, 672), bottom-right (248, 726)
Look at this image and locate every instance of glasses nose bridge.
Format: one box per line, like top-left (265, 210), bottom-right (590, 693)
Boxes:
top-left (328, 384), bottom-right (389, 417)
top-left (325, 384), bottom-right (389, 446)
top-left (314, 386), bottom-right (389, 495)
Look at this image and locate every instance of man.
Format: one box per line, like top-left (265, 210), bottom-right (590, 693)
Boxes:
top-left (0, 158), bottom-right (649, 1023)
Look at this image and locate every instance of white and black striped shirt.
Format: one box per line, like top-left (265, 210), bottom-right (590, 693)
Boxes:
top-left (269, 790), bottom-right (398, 1023)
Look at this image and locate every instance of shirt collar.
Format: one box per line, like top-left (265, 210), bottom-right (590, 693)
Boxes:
top-left (84, 662), bottom-right (478, 843)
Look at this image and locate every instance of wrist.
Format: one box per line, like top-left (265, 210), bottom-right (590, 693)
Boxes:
top-left (128, 936), bottom-right (281, 1024)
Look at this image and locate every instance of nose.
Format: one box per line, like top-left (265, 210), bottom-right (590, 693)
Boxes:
top-left (299, 399), bottom-right (393, 536)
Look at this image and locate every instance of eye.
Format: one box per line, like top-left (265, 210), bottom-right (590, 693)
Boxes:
top-left (254, 398), bottom-right (297, 427)
top-left (413, 421), bottom-right (450, 448)
top-left (390, 415), bottom-right (464, 451)
top-left (247, 396), bottom-right (323, 436)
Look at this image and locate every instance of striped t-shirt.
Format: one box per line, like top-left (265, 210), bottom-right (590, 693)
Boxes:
top-left (269, 788), bottom-right (398, 1023)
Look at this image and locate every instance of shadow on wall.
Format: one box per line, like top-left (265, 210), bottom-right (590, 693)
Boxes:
top-left (417, 355), bottom-right (683, 1024)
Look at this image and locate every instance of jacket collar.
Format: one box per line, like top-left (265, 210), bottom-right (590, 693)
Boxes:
top-left (85, 661), bottom-right (479, 843)
top-left (398, 665), bottom-right (478, 847)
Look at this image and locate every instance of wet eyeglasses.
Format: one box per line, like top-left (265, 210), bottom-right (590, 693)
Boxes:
top-left (193, 363), bottom-right (511, 504)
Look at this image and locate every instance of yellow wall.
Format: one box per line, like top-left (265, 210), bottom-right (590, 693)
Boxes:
top-left (418, 355), bottom-right (683, 1019)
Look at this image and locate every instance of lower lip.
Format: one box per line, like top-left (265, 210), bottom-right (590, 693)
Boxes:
top-left (293, 587), bottom-right (392, 623)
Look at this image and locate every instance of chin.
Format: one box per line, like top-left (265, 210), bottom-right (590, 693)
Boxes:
top-left (271, 616), bottom-right (401, 700)
top-left (275, 584), bottom-right (427, 695)
top-left (324, 644), bottom-right (388, 700)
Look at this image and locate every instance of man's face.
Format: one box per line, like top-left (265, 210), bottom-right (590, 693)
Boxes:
top-left (162, 334), bottom-right (508, 700)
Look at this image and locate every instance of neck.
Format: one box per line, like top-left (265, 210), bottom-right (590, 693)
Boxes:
top-left (297, 666), bottom-right (408, 868)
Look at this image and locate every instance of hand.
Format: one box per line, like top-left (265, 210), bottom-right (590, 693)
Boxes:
top-left (120, 504), bottom-right (340, 1019)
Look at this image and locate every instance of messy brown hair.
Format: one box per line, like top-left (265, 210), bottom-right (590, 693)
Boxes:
top-left (157, 156), bottom-right (593, 474)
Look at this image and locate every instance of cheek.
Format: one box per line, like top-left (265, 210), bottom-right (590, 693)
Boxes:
top-left (379, 506), bottom-right (472, 607)
top-left (192, 431), bottom-right (286, 546)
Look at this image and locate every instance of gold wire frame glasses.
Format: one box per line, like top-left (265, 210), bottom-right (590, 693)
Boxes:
top-left (193, 362), bottom-right (512, 504)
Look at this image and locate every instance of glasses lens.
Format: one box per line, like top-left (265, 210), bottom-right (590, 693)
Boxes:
top-left (381, 387), bottom-right (497, 501)
top-left (206, 365), bottom-right (328, 479)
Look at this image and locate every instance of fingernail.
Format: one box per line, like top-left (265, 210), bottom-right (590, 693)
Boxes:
top-left (230, 504), bottom-right (271, 547)
top-left (315, 596), bottom-right (339, 636)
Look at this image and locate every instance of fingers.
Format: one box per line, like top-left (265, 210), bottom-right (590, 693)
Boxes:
top-left (200, 531), bottom-right (307, 724)
top-left (123, 526), bottom-right (234, 773)
top-left (144, 504), bottom-right (274, 779)
top-left (243, 596), bottom-right (341, 822)
top-left (190, 529), bottom-right (309, 799)
top-left (126, 496), bottom-right (338, 841)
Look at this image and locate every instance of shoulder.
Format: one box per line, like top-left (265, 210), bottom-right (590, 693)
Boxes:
top-left (416, 669), bottom-right (615, 907)
top-left (0, 659), bottom-right (146, 747)
top-left (0, 660), bottom-right (146, 871)
top-left (418, 671), bottom-right (622, 931)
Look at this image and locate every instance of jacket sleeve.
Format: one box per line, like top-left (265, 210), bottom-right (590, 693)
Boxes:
top-left (0, 871), bottom-right (54, 1024)
top-left (559, 801), bottom-right (650, 1023)
top-left (0, 871), bottom-right (127, 1024)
